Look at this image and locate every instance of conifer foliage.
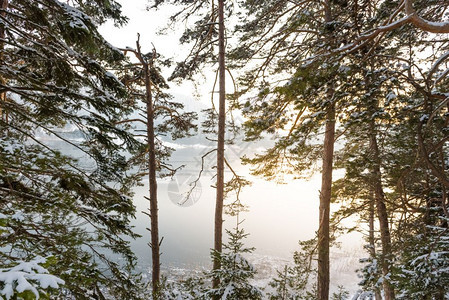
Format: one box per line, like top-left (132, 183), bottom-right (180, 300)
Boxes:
top-left (267, 239), bottom-right (317, 300)
top-left (0, 0), bottom-right (145, 298)
top-left (4, 0), bottom-right (449, 299)
top-left (205, 226), bottom-right (262, 300)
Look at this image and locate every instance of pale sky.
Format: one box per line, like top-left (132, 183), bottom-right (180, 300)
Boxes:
top-left (99, 0), bottom-right (363, 291)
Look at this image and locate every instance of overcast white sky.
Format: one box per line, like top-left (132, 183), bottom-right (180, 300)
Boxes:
top-left (101, 1), bottom-right (178, 54)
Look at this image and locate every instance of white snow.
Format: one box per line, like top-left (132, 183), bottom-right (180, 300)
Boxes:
top-left (420, 114), bottom-right (429, 122)
top-left (0, 257), bottom-right (65, 299)
top-left (435, 68), bottom-right (449, 83)
top-left (386, 91), bottom-right (397, 101)
top-left (54, 0), bottom-right (91, 31)
top-left (11, 212), bottom-right (24, 221)
top-left (221, 284), bottom-right (234, 299)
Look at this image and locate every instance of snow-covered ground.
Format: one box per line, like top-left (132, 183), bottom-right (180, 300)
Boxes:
top-left (135, 247), bottom-right (364, 297)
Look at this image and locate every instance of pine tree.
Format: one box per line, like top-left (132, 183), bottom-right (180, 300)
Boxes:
top-left (267, 239), bottom-right (317, 300)
top-left (329, 2), bottom-right (449, 299)
top-left (332, 61), bottom-right (400, 299)
top-left (0, 1), bottom-right (146, 298)
top-left (117, 35), bottom-right (197, 298)
top-left (384, 27), bottom-right (449, 297)
top-left (205, 226), bottom-right (262, 300)
top-left (331, 286), bottom-right (349, 300)
top-left (394, 221), bottom-right (449, 299)
top-left (149, 0), bottom-right (245, 291)
top-left (230, 1), bottom-right (363, 298)
top-left (232, 1), bottom-right (449, 299)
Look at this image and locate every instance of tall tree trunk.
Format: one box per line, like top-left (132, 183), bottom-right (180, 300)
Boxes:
top-left (369, 119), bottom-right (395, 300)
top-left (0, 0), bottom-right (8, 122)
top-left (212, 0), bottom-right (226, 289)
top-left (369, 192), bottom-right (382, 300)
top-left (317, 2), bottom-right (335, 299)
top-left (0, 0), bottom-right (6, 47)
top-left (142, 53), bottom-right (160, 297)
top-left (317, 102), bottom-right (335, 300)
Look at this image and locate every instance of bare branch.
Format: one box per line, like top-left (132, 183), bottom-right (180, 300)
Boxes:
top-left (406, 0), bottom-right (449, 33)
top-left (115, 118), bottom-right (147, 126)
top-left (178, 148), bottom-right (217, 206)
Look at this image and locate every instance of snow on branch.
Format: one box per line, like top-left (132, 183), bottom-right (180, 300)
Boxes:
top-left (323, 0), bottom-right (449, 61)
top-left (405, 0), bottom-right (449, 33)
top-left (0, 257), bottom-right (64, 299)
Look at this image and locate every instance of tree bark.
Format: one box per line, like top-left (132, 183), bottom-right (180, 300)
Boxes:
top-left (369, 192), bottom-right (382, 300)
top-left (369, 119), bottom-right (395, 300)
top-left (317, 101), bottom-right (335, 300)
top-left (0, 0), bottom-right (8, 122)
top-left (138, 44), bottom-right (160, 297)
top-left (317, 2), bottom-right (335, 299)
top-left (405, 0), bottom-right (449, 33)
top-left (212, 0), bottom-right (226, 290)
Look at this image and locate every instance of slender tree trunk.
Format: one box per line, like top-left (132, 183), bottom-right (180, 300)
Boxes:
top-left (212, 0), bottom-right (226, 289)
top-left (369, 119), bottom-right (395, 300)
top-left (0, 0), bottom-right (7, 45)
top-left (317, 101), bottom-right (335, 300)
top-left (369, 192), bottom-right (382, 300)
top-left (317, 2), bottom-right (335, 299)
top-left (142, 53), bottom-right (160, 297)
top-left (0, 0), bottom-right (8, 121)
top-left (368, 193), bottom-right (376, 256)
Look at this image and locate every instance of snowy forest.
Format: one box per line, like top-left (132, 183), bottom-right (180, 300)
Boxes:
top-left (2, 0), bottom-right (449, 299)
